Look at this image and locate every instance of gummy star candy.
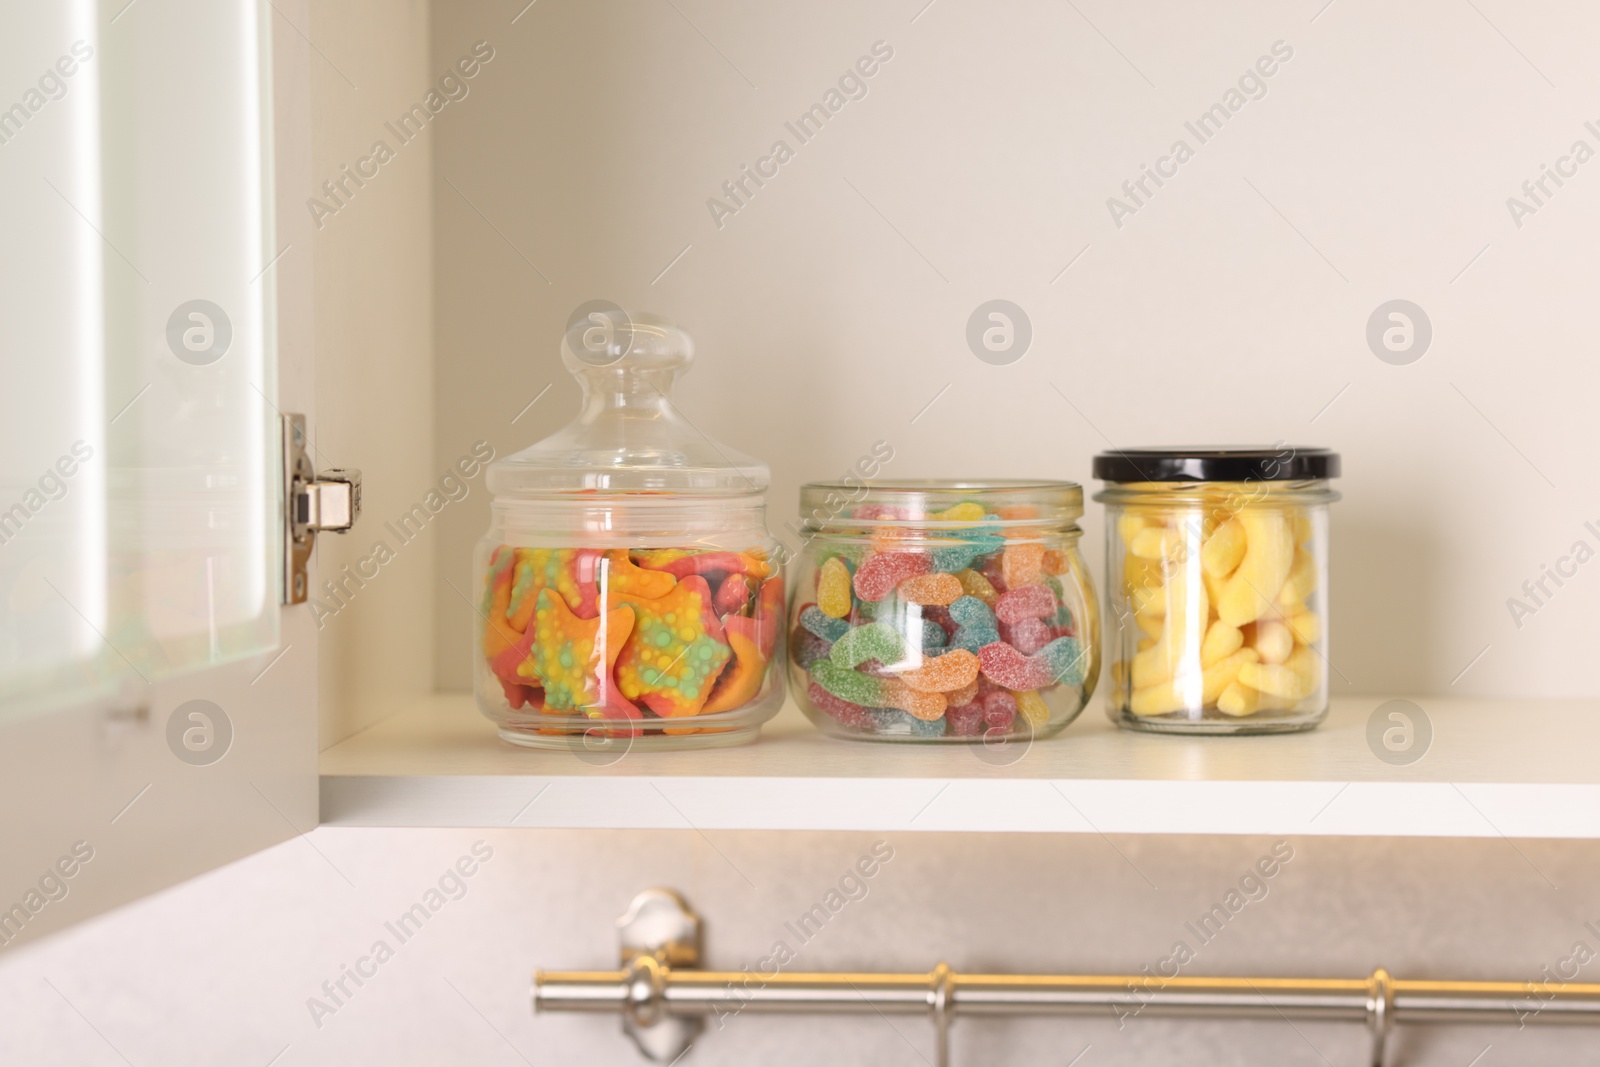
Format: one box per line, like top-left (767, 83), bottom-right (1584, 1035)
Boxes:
top-left (700, 616), bottom-right (768, 714)
top-left (611, 575), bottom-right (732, 718)
top-left (506, 548), bottom-right (604, 629)
top-left (600, 548), bottom-right (677, 600)
top-left (634, 548), bottom-right (773, 580)
top-left (482, 547), bottom-right (527, 685)
top-left (518, 588), bottom-right (636, 718)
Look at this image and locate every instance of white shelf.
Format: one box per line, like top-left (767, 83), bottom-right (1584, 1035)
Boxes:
top-left (319, 695), bottom-right (1600, 838)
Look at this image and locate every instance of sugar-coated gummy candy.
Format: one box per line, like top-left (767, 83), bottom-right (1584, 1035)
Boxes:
top-left (946, 678), bottom-right (980, 708)
top-left (917, 617), bottom-right (948, 650)
top-left (807, 680), bottom-right (877, 729)
top-left (978, 636), bottom-right (1086, 690)
top-left (978, 561), bottom-right (1008, 595)
top-left (946, 702), bottom-right (985, 736)
top-left (1041, 547), bottom-right (1072, 575)
top-left (853, 552), bottom-right (931, 602)
top-left (830, 622), bottom-right (907, 669)
top-left (897, 572), bottom-right (963, 606)
top-left (921, 604), bottom-right (956, 638)
top-left (853, 594), bottom-right (898, 620)
top-left (930, 532), bottom-right (1004, 574)
top-left (1014, 689), bottom-right (1050, 728)
top-left (947, 596), bottom-right (1000, 654)
top-left (1044, 576), bottom-right (1076, 631)
top-left (954, 569), bottom-right (998, 607)
top-left (935, 502), bottom-right (986, 523)
top-left (800, 605), bottom-right (850, 643)
top-left (1000, 617), bottom-right (1053, 656)
top-left (790, 625), bottom-right (833, 671)
top-left (978, 689), bottom-right (1018, 729)
top-left (879, 677), bottom-right (947, 720)
top-left (900, 648), bottom-right (980, 693)
top-left (995, 584), bottom-right (1056, 624)
top-left (810, 660), bottom-right (886, 707)
top-left (1001, 543), bottom-right (1045, 590)
top-left (817, 557), bottom-right (853, 619)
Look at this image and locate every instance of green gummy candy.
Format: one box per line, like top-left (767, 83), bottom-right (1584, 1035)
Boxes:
top-left (829, 622), bottom-right (906, 669)
top-left (810, 660), bottom-right (885, 706)
top-left (855, 594), bottom-right (898, 620)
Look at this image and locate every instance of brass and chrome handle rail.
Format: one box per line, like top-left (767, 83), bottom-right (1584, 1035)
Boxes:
top-left (533, 889), bottom-right (1600, 1067)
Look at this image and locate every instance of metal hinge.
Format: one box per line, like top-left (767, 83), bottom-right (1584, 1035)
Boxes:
top-left (282, 413), bottom-right (362, 604)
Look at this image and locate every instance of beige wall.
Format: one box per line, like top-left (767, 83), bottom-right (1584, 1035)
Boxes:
top-left (428, 0), bottom-right (1600, 700)
top-left (309, 1), bottom-right (436, 746)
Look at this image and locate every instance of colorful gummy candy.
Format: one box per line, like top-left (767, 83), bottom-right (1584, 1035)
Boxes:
top-left (853, 552), bottom-right (930, 602)
top-left (817, 557), bottom-right (853, 618)
top-left (791, 499), bottom-right (1090, 741)
top-left (480, 545), bottom-right (782, 735)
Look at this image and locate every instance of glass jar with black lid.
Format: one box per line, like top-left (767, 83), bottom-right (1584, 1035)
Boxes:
top-left (1093, 447), bottom-right (1340, 734)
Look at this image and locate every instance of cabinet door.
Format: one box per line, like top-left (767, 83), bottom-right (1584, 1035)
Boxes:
top-left (0, 0), bottom-right (319, 949)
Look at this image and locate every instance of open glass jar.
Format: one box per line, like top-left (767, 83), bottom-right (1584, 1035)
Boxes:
top-left (1093, 447), bottom-right (1340, 734)
top-left (788, 482), bottom-right (1098, 742)
top-left (473, 311), bottom-right (784, 750)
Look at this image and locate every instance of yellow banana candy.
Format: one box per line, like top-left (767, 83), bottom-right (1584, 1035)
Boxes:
top-left (1285, 610), bottom-right (1320, 646)
top-left (1200, 619), bottom-right (1243, 666)
top-left (1201, 516), bottom-right (1246, 578)
top-left (1254, 620), bottom-right (1294, 665)
top-left (1217, 511), bottom-right (1295, 626)
top-left (1130, 526), bottom-right (1182, 561)
top-left (1216, 681), bottom-right (1259, 717)
top-left (1202, 647), bottom-right (1259, 704)
top-left (1236, 654), bottom-right (1311, 701)
top-left (1131, 558), bottom-right (1208, 689)
top-left (1276, 547), bottom-right (1317, 608)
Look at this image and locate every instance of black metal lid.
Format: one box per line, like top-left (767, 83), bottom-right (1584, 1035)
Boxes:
top-left (1091, 447), bottom-right (1340, 483)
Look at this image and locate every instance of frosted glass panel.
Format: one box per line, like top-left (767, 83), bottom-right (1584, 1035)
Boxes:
top-left (0, 0), bottom-right (277, 711)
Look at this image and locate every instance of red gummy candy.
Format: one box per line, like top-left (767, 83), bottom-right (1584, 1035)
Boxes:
top-left (978, 641), bottom-right (1053, 690)
top-left (855, 504), bottom-right (909, 520)
top-left (979, 689), bottom-right (1018, 729)
top-left (995, 584), bottom-right (1056, 624)
top-left (1001, 617), bottom-right (1053, 656)
top-left (853, 552), bottom-right (931, 602)
top-left (499, 678), bottom-right (544, 712)
top-left (807, 680), bottom-right (875, 729)
top-left (947, 702), bottom-right (984, 736)
top-left (713, 573), bottom-right (753, 617)
top-left (569, 549), bottom-right (605, 618)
